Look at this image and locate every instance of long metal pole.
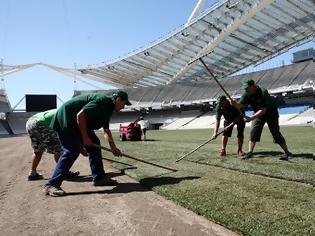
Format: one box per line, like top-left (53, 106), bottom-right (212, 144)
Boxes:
top-left (101, 157), bottom-right (134, 167)
top-left (199, 58), bottom-right (233, 100)
top-left (94, 144), bottom-right (177, 172)
top-left (199, 58), bottom-right (245, 117)
top-left (175, 129), bottom-right (225, 163)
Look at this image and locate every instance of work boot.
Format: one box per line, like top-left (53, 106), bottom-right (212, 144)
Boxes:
top-left (237, 150), bottom-right (245, 157)
top-left (28, 171), bottom-right (43, 181)
top-left (44, 186), bottom-right (66, 197)
top-left (280, 151), bottom-right (293, 161)
top-left (217, 149), bottom-right (226, 157)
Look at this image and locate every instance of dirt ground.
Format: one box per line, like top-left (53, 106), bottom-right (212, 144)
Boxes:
top-left (0, 135), bottom-right (238, 236)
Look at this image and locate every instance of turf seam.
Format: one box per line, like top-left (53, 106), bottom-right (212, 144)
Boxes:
top-left (188, 160), bottom-right (315, 188)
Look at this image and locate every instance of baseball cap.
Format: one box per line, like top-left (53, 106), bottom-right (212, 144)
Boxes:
top-left (242, 79), bottom-right (255, 89)
top-left (112, 90), bottom-right (132, 105)
top-left (216, 95), bottom-right (227, 104)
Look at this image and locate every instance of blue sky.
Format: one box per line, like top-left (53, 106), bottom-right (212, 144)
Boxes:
top-left (0, 0), bottom-right (313, 109)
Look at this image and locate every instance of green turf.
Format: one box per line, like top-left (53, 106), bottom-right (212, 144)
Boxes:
top-left (100, 126), bottom-right (315, 236)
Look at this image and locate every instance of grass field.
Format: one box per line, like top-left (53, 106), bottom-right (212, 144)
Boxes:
top-left (100, 126), bottom-right (315, 236)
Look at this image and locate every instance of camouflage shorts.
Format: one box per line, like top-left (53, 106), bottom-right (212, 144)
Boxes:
top-left (26, 117), bottom-right (62, 154)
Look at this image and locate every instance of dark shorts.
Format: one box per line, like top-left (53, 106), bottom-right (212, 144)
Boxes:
top-left (26, 118), bottom-right (62, 154)
top-left (223, 119), bottom-right (245, 138)
top-left (250, 115), bottom-right (285, 144)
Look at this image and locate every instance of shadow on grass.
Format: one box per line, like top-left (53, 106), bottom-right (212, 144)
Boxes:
top-left (139, 176), bottom-right (200, 190)
top-left (249, 151), bottom-right (314, 160)
top-left (122, 139), bottom-right (157, 142)
top-left (66, 182), bottom-right (147, 196)
top-left (142, 139), bottom-right (156, 142)
top-left (253, 151), bottom-right (283, 157)
top-left (293, 153), bottom-right (314, 160)
top-left (63, 176), bottom-right (199, 196)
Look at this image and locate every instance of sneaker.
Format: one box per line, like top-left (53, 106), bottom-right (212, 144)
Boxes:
top-left (217, 149), bottom-right (226, 157)
top-left (280, 152), bottom-right (293, 161)
top-left (65, 171), bottom-right (80, 179)
top-left (93, 177), bottom-right (119, 186)
top-left (44, 186), bottom-right (66, 197)
top-left (237, 150), bottom-right (245, 157)
top-left (242, 152), bottom-right (253, 160)
top-left (28, 172), bottom-right (43, 181)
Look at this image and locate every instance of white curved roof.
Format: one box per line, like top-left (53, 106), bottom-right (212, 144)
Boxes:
top-left (78, 0), bottom-right (314, 88)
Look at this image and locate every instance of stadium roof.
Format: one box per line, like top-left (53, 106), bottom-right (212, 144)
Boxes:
top-left (0, 63), bottom-right (38, 77)
top-left (77, 0), bottom-right (314, 88)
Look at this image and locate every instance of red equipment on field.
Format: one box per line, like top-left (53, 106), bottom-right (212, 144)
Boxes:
top-left (119, 122), bottom-right (142, 141)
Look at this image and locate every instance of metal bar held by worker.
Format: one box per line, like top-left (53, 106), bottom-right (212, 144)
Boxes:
top-left (95, 144), bottom-right (177, 172)
top-left (101, 157), bottom-right (134, 167)
top-left (199, 58), bottom-right (245, 118)
top-left (175, 129), bottom-right (225, 163)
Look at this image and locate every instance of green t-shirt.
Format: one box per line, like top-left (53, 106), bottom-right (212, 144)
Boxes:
top-left (216, 104), bottom-right (243, 122)
top-left (239, 87), bottom-right (278, 116)
top-left (50, 93), bottom-right (114, 134)
top-left (32, 109), bottom-right (57, 128)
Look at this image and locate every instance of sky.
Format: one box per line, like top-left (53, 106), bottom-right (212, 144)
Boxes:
top-left (0, 0), bottom-right (314, 109)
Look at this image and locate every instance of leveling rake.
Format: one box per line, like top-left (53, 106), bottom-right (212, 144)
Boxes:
top-left (175, 55), bottom-right (248, 163)
top-left (94, 144), bottom-right (177, 172)
top-left (175, 129), bottom-right (225, 163)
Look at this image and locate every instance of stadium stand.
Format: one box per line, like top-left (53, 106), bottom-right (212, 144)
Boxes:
top-left (256, 67), bottom-right (284, 90)
top-left (180, 112), bottom-right (217, 130)
top-left (281, 106), bottom-right (314, 126)
top-left (269, 62), bottom-right (309, 89)
top-left (290, 61), bottom-right (314, 88)
top-left (154, 85), bottom-right (178, 104)
top-left (125, 87), bottom-right (148, 107)
top-left (0, 89), bottom-right (11, 112)
top-left (170, 83), bottom-right (194, 104)
top-left (7, 112), bottom-right (34, 134)
top-left (278, 104), bottom-right (311, 115)
top-left (138, 86), bottom-right (164, 108)
top-left (73, 60), bottom-right (314, 110)
top-left (3, 58), bottom-right (314, 134)
top-left (0, 89), bottom-right (14, 134)
top-left (182, 82), bottom-right (214, 103)
top-left (161, 110), bottom-right (202, 130)
top-left (0, 121), bottom-right (9, 135)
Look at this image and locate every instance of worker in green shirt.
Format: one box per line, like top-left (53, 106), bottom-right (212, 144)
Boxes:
top-left (26, 109), bottom-right (79, 180)
top-left (44, 90), bottom-right (131, 197)
top-left (238, 80), bottom-right (292, 160)
top-left (212, 95), bottom-right (245, 157)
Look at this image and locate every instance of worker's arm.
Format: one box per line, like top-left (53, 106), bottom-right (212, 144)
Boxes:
top-left (224, 122), bottom-right (235, 131)
top-left (244, 107), bottom-right (267, 122)
top-left (103, 128), bottom-right (122, 157)
top-left (212, 119), bottom-right (220, 139)
top-left (230, 100), bottom-right (245, 118)
top-left (77, 110), bottom-right (94, 146)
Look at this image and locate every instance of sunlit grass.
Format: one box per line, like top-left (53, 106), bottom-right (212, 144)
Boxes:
top-left (100, 126), bottom-right (315, 235)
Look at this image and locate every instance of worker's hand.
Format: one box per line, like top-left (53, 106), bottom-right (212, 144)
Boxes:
top-left (225, 122), bottom-right (235, 131)
top-left (80, 145), bottom-right (88, 157)
top-left (211, 133), bottom-right (218, 139)
top-left (229, 99), bottom-right (237, 107)
top-left (243, 116), bottom-right (253, 122)
top-left (111, 146), bottom-right (122, 157)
